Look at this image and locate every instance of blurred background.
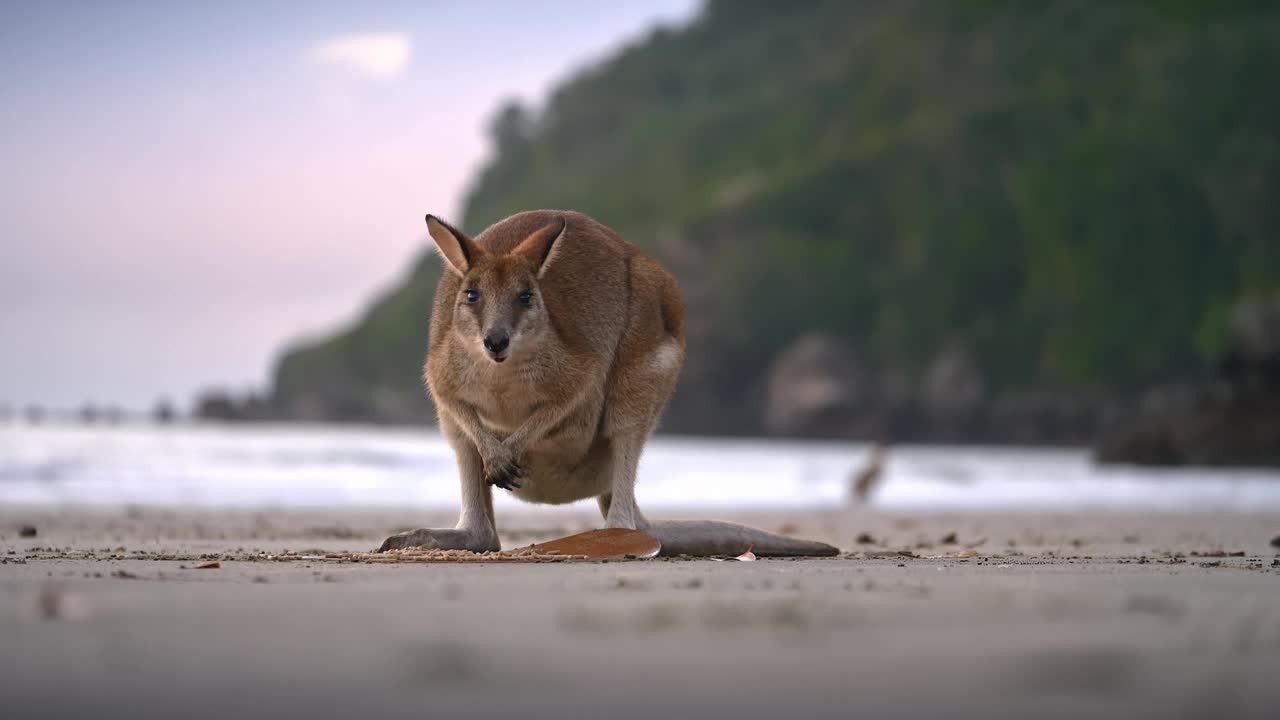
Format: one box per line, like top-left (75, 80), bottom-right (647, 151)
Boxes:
top-left (3, 0), bottom-right (1279, 511)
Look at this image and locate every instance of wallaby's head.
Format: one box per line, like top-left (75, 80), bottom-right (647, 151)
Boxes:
top-left (426, 214), bottom-right (567, 364)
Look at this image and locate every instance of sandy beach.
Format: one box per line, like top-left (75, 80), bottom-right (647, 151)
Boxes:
top-left (3, 505), bottom-right (1278, 719)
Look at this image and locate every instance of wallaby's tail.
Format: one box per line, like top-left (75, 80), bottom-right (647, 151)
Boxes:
top-left (647, 520), bottom-right (838, 557)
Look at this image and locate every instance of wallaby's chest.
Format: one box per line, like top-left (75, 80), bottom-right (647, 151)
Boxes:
top-left (454, 376), bottom-right (536, 435)
top-left (433, 340), bottom-right (601, 447)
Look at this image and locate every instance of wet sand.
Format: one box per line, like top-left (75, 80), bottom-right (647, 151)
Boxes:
top-left (3, 506), bottom-right (1279, 719)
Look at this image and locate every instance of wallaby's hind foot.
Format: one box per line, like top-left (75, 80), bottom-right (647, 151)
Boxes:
top-left (377, 528), bottom-right (499, 553)
top-left (648, 520), bottom-right (838, 557)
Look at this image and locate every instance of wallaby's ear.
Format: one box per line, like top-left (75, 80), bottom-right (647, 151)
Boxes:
top-left (513, 216), bottom-right (567, 278)
top-left (425, 214), bottom-right (481, 276)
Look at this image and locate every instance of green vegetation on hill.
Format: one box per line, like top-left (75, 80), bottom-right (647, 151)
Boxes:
top-left (271, 0), bottom-right (1280, 432)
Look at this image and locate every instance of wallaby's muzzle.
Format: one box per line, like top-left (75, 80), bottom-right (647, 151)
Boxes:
top-left (483, 331), bottom-right (510, 361)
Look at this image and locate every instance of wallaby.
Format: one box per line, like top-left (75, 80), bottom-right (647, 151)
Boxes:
top-left (378, 210), bottom-right (837, 557)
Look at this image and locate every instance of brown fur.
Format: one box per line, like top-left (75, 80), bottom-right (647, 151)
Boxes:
top-left (379, 210), bottom-right (837, 557)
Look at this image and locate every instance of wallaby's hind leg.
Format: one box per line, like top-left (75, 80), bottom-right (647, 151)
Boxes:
top-left (593, 281), bottom-right (838, 556)
top-left (595, 258), bottom-right (681, 534)
top-left (601, 433), bottom-right (651, 531)
top-left (378, 417), bottom-right (501, 552)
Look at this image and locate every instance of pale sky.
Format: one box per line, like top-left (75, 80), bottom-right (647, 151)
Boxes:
top-left (0, 0), bottom-right (699, 412)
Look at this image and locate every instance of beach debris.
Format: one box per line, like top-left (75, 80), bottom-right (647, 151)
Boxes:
top-left (925, 548), bottom-right (980, 559)
top-left (856, 549), bottom-right (911, 559)
top-left (939, 532), bottom-right (958, 545)
top-left (1270, 535), bottom-right (1280, 549)
top-left (19, 524), bottom-right (37, 538)
top-left (194, 561), bottom-right (221, 569)
top-left (349, 547), bottom-right (589, 563)
top-left (521, 528), bottom-right (661, 560)
top-left (855, 532), bottom-right (877, 545)
top-left (1190, 551), bottom-right (1245, 558)
top-left (710, 545), bottom-right (757, 562)
top-left (320, 534), bottom-right (657, 563)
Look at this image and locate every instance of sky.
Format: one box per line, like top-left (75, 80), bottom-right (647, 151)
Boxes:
top-left (0, 0), bottom-right (699, 414)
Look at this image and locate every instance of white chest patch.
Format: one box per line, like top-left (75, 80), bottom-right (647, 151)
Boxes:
top-left (647, 339), bottom-right (682, 375)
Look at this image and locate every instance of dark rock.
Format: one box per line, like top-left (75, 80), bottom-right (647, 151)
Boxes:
top-left (1096, 378), bottom-right (1280, 467)
top-left (989, 390), bottom-right (1098, 445)
top-left (764, 333), bottom-right (867, 437)
top-left (152, 398), bottom-right (177, 424)
top-left (922, 347), bottom-right (985, 417)
top-left (1096, 295), bottom-right (1280, 467)
top-left (194, 389), bottom-right (281, 423)
top-left (1229, 295), bottom-right (1280, 366)
top-left (916, 346), bottom-right (988, 441)
top-left (19, 525), bottom-right (37, 538)
top-left (1095, 419), bottom-right (1185, 466)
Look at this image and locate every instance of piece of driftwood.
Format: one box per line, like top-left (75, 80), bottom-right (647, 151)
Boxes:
top-left (520, 528), bottom-right (662, 560)
top-left (308, 528), bottom-right (662, 564)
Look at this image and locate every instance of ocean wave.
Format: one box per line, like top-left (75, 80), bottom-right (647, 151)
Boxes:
top-left (2, 422), bottom-right (1279, 511)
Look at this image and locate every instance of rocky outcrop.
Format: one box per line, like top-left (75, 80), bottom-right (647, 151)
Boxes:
top-left (759, 337), bottom-right (1100, 445)
top-left (1094, 386), bottom-right (1280, 467)
top-left (764, 333), bottom-right (868, 437)
top-left (988, 390), bottom-right (1098, 446)
top-left (1230, 296), bottom-right (1280, 364)
top-left (193, 389), bottom-right (276, 422)
top-left (918, 347), bottom-right (987, 441)
top-left (1095, 295), bottom-right (1280, 467)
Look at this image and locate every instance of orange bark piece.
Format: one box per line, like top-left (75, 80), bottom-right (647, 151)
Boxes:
top-left (520, 528), bottom-right (661, 560)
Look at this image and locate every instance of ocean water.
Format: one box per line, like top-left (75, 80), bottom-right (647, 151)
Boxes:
top-left (2, 421), bottom-right (1279, 511)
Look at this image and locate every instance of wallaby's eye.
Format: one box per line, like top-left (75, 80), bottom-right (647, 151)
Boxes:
top-left (464, 289), bottom-right (480, 304)
top-left (517, 291), bottom-right (533, 307)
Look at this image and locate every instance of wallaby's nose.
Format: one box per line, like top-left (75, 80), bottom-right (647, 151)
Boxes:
top-left (483, 332), bottom-right (510, 355)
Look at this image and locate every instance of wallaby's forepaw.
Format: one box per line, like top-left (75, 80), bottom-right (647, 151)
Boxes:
top-left (485, 460), bottom-right (525, 491)
top-left (377, 528), bottom-right (499, 553)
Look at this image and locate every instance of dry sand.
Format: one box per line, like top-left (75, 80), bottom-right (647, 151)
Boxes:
top-left (3, 506), bottom-right (1279, 719)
